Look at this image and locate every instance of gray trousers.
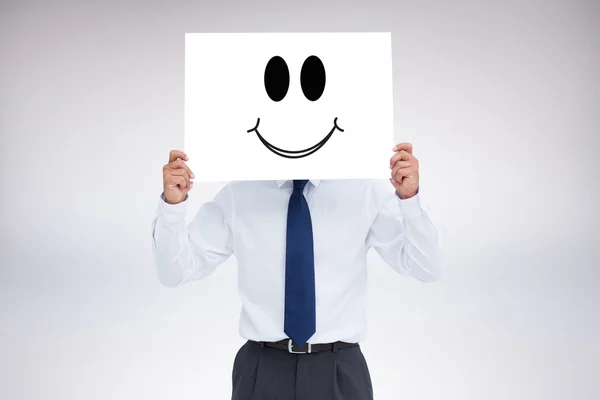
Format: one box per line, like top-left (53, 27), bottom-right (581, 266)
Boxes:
top-left (231, 340), bottom-right (374, 400)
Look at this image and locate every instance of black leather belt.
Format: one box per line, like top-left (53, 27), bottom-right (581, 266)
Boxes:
top-left (253, 339), bottom-right (358, 354)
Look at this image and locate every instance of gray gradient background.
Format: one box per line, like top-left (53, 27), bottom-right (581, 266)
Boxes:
top-left (1, 0), bottom-right (599, 399)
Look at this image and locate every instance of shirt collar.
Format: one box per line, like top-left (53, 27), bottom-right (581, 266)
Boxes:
top-left (275, 179), bottom-right (321, 188)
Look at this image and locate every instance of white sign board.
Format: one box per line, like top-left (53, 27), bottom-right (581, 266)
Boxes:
top-left (184, 32), bottom-right (394, 181)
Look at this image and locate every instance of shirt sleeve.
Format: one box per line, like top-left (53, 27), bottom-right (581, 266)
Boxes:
top-left (365, 179), bottom-right (443, 282)
top-left (151, 185), bottom-right (235, 287)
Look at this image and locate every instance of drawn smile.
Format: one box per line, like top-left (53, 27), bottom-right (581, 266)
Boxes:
top-left (246, 118), bottom-right (344, 159)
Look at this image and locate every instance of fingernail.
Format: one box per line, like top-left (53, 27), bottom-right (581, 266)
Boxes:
top-left (191, 173), bottom-right (195, 179)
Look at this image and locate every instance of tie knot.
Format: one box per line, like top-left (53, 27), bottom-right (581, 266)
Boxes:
top-left (293, 180), bottom-right (309, 191)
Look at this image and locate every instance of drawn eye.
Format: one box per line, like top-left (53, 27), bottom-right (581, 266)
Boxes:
top-left (264, 56), bottom-right (290, 102)
top-left (300, 55), bottom-right (326, 101)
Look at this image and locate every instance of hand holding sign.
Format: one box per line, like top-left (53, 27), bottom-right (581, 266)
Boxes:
top-left (162, 150), bottom-right (195, 205)
top-left (389, 142), bottom-right (419, 199)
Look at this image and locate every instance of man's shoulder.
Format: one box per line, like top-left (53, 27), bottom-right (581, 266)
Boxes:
top-left (225, 180), bottom-right (274, 189)
top-left (221, 180), bottom-right (277, 197)
top-left (324, 179), bottom-right (396, 203)
top-left (321, 178), bottom-right (390, 191)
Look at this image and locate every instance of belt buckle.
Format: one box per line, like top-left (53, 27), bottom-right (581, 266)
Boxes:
top-left (288, 339), bottom-right (311, 354)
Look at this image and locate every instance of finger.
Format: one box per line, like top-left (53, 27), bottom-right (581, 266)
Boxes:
top-left (393, 142), bottom-right (412, 154)
top-left (169, 168), bottom-right (191, 188)
top-left (391, 160), bottom-right (412, 170)
top-left (391, 169), bottom-right (403, 183)
top-left (389, 150), bottom-right (414, 167)
top-left (169, 150), bottom-right (188, 163)
top-left (393, 164), bottom-right (413, 180)
top-left (167, 159), bottom-right (195, 179)
top-left (168, 175), bottom-right (188, 188)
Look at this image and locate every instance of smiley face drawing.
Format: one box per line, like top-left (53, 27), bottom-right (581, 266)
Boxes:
top-left (246, 55), bottom-right (344, 159)
top-left (184, 32), bottom-right (393, 181)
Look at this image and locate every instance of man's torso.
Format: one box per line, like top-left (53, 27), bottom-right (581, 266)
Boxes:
top-left (224, 179), bottom-right (393, 343)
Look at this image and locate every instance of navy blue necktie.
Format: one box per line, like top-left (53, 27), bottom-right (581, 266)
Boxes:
top-left (284, 179), bottom-right (316, 347)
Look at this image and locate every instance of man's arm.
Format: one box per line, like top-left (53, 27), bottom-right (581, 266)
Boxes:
top-left (152, 149), bottom-right (234, 287)
top-left (151, 186), bottom-right (234, 287)
top-left (366, 180), bottom-right (443, 282)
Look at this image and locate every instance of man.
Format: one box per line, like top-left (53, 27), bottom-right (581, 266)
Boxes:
top-left (151, 143), bottom-right (442, 400)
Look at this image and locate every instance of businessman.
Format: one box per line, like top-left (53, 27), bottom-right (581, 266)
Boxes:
top-left (151, 143), bottom-right (442, 400)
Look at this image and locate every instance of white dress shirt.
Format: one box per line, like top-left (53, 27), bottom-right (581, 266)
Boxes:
top-left (151, 179), bottom-right (442, 344)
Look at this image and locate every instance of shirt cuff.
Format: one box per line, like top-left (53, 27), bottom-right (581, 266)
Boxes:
top-left (396, 191), bottom-right (424, 219)
top-left (158, 192), bottom-right (188, 223)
